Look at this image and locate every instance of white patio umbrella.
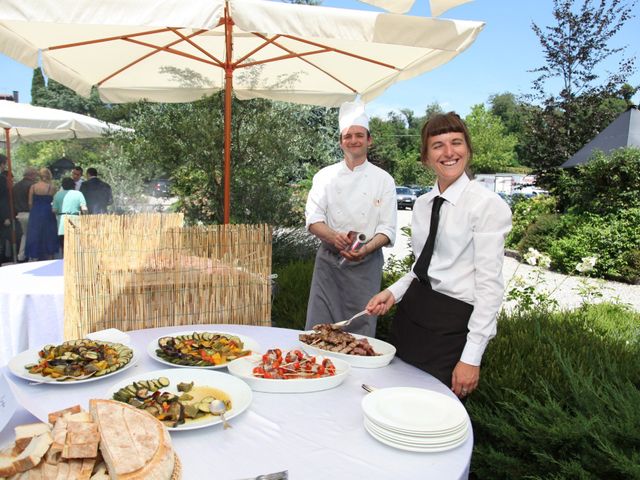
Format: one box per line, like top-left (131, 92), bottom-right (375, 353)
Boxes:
top-left (356, 0), bottom-right (473, 16)
top-left (0, 100), bottom-right (130, 262)
top-left (0, 0), bottom-right (484, 223)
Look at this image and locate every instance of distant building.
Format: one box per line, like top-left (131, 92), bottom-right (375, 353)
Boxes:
top-left (474, 173), bottom-right (527, 195)
top-left (0, 91), bottom-right (19, 102)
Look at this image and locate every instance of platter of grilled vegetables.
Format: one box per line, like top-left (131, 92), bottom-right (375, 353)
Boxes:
top-left (147, 331), bottom-right (260, 369)
top-left (8, 339), bottom-right (135, 384)
top-left (107, 368), bottom-right (253, 430)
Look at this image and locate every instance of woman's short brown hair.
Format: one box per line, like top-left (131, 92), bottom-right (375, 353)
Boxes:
top-left (420, 112), bottom-right (473, 163)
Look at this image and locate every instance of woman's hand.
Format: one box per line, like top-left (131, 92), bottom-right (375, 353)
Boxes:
top-left (366, 289), bottom-right (395, 316)
top-left (451, 361), bottom-right (479, 399)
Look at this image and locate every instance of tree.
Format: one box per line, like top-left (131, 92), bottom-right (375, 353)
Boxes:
top-left (114, 94), bottom-right (337, 225)
top-left (465, 104), bottom-right (518, 173)
top-left (555, 147), bottom-right (640, 215)
top-left (392, 151), bottom-right (435, 187)
top-left (368, 113), bottom-right (406, 172)
top-left (489, 92), bottom-right (531, 163)
top-left (489, 93), bottom-right (524, 135)
top-left (30, 68), bottom-right (103, 116)
top-left (531, 0), bottom-right (636, 99)
top-left (522, 0), bottom-right (637, 185)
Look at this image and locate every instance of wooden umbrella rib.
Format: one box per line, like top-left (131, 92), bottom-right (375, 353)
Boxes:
top-left (97, 29), bottom-right (220, 86)
top-left (232, 34), bottom-right (282, 66)
top-left (168, 27), bottom-right (225, 68)
top-left (238, 48), bottom-right (329, 68)
top-left (280, 33), bottom-right (399, 71)
top-left (237, 32), bottom-right (364, 93)
top-left (123, 38), bottom-right (222, 68)
top-left (97, 46), bottom-right (162, 86)
top-left (47, 27), bottom-right (178, 51)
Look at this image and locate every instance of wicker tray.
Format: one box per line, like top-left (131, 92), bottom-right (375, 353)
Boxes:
top-left (171, 454), bottom-right (182, 480)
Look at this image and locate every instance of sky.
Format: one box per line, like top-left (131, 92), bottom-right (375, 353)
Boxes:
top-left (1, 0), bottom-right (639, 119)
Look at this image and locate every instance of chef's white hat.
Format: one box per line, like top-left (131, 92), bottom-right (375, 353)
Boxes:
top-left (339, 100), bottom-right (369, 134)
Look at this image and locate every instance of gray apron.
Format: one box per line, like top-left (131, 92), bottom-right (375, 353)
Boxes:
top-left (305, 243), bottom-right (383, 337)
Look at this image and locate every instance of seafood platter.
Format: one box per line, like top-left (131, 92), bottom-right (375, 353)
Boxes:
top-left (227, 348), bottom-right (351, 393)
top-left (299, 324), bottom-right (396, 368)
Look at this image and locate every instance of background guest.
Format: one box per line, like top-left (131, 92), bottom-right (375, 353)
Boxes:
top-left (25, 168), bottom-right (59, 261)
top-left (52, 177), bottom-right (87, 257)
top-left (80, 167), bottom-right (113, 214)
top-left (12, 167), bottom-right (38, 263)
top-left (71, 166), bottom-right (84, 190)
top-left (0, 154), bottom-right (15, 265)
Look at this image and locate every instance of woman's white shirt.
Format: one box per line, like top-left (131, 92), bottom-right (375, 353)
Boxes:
top-left (387, 174), bottom-right (512, 366)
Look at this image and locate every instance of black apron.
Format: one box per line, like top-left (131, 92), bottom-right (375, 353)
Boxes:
top-left (390, 278), bottom-right (473, 387)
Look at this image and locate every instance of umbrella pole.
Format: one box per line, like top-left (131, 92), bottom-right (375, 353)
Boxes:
top-left (223, 5), bottom-right (233, 225)
top-left (3, 128), bottom-right (18, 263)
top-left (224, 70), bottom-right (231, 225)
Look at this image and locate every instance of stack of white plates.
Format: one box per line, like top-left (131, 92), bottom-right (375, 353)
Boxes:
top-left (361, 387), bottom-right (469, 452)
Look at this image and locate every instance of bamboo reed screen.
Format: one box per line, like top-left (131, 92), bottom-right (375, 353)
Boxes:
top-left (63, 213), bottom-right (272, 339)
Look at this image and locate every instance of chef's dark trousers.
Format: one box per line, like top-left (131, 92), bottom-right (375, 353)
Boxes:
top-left (390, 279), bottom-right (473, 388)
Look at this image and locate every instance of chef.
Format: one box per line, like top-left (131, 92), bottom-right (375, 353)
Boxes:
top-left (304, 100), bottom-right (397, 337)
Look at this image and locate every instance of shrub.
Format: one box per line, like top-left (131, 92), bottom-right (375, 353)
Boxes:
top-left (271, 228), bottom-right (319, 270)
top-left (560, 147), bottom-right (640, 215)
top-left (271, 259), bottom-right (315, 330)
top-left (376, 226), bottom-right (415, 342)
top-left (516, 212), bottom-right (563, 254)
top-left (506, 195), bottom-right (557, 249)
top-left (547, 209), bottom-right (640, 283)
top-left (468, 305), bottom-right (640, 479)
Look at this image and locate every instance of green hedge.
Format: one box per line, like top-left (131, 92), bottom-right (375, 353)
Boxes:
top-left (271, 259), bottom-right (314, 331)
top-left (468, 304), bottom-right (640, 479)
top-left (556, 147), bottom-right (640, 216)
top-left (506, 195), bottom-right (557, 249)
top-left (519, 208), bottom-right (640, 283)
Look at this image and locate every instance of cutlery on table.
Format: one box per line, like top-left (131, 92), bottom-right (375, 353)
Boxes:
top-left (209, 399), bottom-right (232, 429)
top-left (236, 471), bottom-right (288, 480)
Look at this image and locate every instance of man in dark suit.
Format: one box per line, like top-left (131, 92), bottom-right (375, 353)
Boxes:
top-left (0, 154), bottom-right (20, 264)
top-left (80, 167), bottom-right (113, 214)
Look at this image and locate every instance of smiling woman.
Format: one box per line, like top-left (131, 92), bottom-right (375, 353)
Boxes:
top-left (366, 112), bottom-right (512, 400)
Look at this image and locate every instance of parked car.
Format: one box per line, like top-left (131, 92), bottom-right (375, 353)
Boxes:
top-left (396, 186), bottom-right (417, 210)
top-left (513, 185), bottom-right (548, 197)
top-left (147, 178), bottom-right (173, 197)
top-left (411, 185), bottom-right (432, 197)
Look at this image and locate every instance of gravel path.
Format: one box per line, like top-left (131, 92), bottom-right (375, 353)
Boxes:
top-left (385, 210), bottom-right (640, 312)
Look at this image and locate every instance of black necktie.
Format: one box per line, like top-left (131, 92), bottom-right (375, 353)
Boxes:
top-left (413, 196), bottom-right (445, 286)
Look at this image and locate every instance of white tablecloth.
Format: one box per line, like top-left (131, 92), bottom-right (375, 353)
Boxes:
top-left (1, 325), bottom-right (473, 479)
top-left (0, 260), bottom-right (64, 366)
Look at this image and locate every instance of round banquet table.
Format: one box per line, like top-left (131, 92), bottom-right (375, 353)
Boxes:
top-left (0, 260), bottom-right (64, 366)
top-left (1, 324), bottom-right (473, 479)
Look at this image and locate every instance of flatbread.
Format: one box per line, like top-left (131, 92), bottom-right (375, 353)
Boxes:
top-left (89, 400), bottom-right (174, 480)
